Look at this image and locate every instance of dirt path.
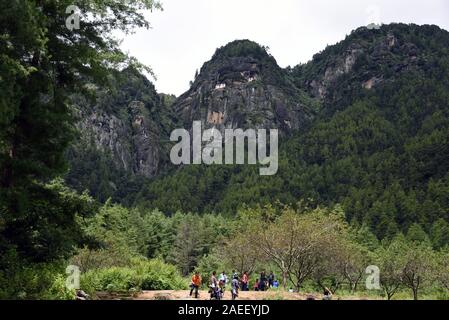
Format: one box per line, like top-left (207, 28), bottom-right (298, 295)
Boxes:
top-left (96, 290), bottom-right (377, 300)
top-left (136, 290), bottom-right (321, 300)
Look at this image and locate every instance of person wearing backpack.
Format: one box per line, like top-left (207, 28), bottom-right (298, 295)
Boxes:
top-left (268, 271), bottom-right (275, 288)
top-left (209, 271), bottom-right (220, 300)
top-left (219, 271), bottom-right (228, 295)
top-left (258, 271), bottom-right (267, 291)
top-left (231, 274), bottom-right (240, 300)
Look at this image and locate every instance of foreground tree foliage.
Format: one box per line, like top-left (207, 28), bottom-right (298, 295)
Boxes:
top-left (241, 205), bottom-right (349, 291)
top-left (1, 187), bottom-right (448, 299)
top-left (0, 0), bottom-right (160, 298)
top-left (401, 241), bottom-right (436, 300)
top-left (375, 236), bottom-right (407, 300)
top-left (338, 241), bottom-right (372, 294)
top-left (435, 249), bottom-right (449, 293)
top-left (71, 203), bottom-right (448, 300)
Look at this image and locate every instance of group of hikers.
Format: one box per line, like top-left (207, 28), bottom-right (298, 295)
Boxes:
top-left (189, 270), bottom-right (334, 300)
top-left (189, 270), bottom-right (279, 300)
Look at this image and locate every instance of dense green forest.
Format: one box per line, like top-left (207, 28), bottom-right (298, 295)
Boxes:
top-left (1, 1), bottom-right (449, 300)
top-left (134, 24), bottom-right (449, 244)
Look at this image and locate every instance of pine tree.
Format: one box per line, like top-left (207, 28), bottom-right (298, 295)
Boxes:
top-left (0, 0), bottom-right (160, 264)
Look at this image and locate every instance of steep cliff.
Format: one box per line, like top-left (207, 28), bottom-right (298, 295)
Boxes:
top-left (65, 68), bottom-right (176, 202)
top-left (174, 40), bottom-right (316, 134)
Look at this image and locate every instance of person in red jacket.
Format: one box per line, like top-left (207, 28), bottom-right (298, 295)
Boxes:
top-left (190, 271), bottom-right (202, 298)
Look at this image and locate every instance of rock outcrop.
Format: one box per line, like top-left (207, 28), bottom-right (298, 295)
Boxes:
top-left (291, 25), bottom-right (429, 106)
top-left (174, 40), bottom-right (314, 135)
top-left (68, 67), bottom-right (176, 195)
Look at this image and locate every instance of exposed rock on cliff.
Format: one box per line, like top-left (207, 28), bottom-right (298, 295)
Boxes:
top-left (66, 68), bottom-right (176, 202)
top-left (174, 40), bottom-right (315, 134)
top-left (291, 25), bottom-right (430, 109)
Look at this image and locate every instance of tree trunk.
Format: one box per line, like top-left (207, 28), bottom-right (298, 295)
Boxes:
top-left (317, 279), bottom-right (325, 291)
top-left (282, 271), bottom-right (287, 289)
top-left (413, 287), bottom-right (418, 300)
top-left (387, 291), bottom-right (393, 300)
top-left (350, 282), bottom-right (356, 294)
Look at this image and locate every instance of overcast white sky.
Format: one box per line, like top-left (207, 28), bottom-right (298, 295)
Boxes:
top-left (119, 0), bottom-right (449, 96)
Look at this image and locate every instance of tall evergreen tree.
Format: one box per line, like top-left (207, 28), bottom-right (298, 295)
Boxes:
top-left (0, 0), bottom-right (160, 264)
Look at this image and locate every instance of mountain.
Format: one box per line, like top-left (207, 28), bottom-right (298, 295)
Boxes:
top-left (66, 40), bottom-right (318, 203)
top-left (66, 23), bottom-right (449, 240)
top-left (174, 40), bottom-right (316, 134)
top-left (292, 24), bottom-right (449, 112)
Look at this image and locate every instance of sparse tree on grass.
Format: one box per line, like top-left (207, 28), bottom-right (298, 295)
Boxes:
top-left (401, 242), bottom-right (436, 300)
top-left (376, 236), bottom-right (407, 300)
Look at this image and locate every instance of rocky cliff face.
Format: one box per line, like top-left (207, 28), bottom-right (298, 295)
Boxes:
top-left (291, 25), bottom-right (430, 107)
top-left (128, 101), bottom-right (160, 177)
top-left (66, 68), bottom-right (178, 202)
top-left (307, 43), bottom-right (364, 99)
top-left (71, 70), bottom-right (165, 179)
top-left (73, 98), bottom-right (134, 173)
top-left (174, 40), bottom-right (314, 134)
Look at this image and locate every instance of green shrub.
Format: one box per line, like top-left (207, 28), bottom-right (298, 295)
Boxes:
top-left (0, 258), bottom-right (76, 300)
top-left (81, 268), bottom-right (136, 293)
top-left (44, 274), bottom-right (76, 300)
top-left (136, 259), bottom-right (186, 290)
top-left (80, 258), bottom-right (186, 295)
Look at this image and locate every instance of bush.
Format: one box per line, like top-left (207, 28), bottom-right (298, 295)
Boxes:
top-left (0, 257), bottom-right (75, 300)
top-left (135, 259), bottom-right (186, 290)
top-left (99, 268), bottom-right (139, 292)
top-left (80, 258), bottom-right (186, 295)
top-left (44, 274), bottom-right (76, 300)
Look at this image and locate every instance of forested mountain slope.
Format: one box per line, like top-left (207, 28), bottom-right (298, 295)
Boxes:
top-left (68, 23), bottom-right (449, 242)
